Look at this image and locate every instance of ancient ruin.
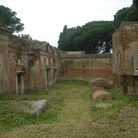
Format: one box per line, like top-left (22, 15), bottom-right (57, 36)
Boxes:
top-left (59, 53), bottom-right (112, 81)
top-left (0, 21), bottom-right (138, 95)
top-left (0, 22), bottom-right (64, 94)
top-left (112, 22), bottom-right (138, 95)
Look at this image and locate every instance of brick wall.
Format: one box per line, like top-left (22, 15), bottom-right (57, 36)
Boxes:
top-left (0, 40), bottom-right (10, 93)
top-left (59, 54), bottom-right (113, 81)
top-left (112, 22), bottom-right (138, 95)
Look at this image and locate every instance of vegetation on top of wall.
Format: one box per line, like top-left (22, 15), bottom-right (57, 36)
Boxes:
top-left (18, 34), bottom-right (33, 40)
top-left (0, 5), bottom-right (24, 33)
top-left (58, 21), bottom-right (115, 54)
top-left (58, 0), bottom-right (138, 54)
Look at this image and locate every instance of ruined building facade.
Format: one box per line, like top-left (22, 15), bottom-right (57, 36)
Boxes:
top-left (0, 22), bottom-right (113, 94)
top-left (0, 23), bottom-right (64, 94)
top-left (1, 21), bottom-right (138, 95)
top-left (112, 22), bottom-right (138, 95)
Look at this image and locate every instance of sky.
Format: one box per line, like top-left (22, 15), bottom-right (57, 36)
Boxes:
top-left (1, 0), bottom-right (132, 47)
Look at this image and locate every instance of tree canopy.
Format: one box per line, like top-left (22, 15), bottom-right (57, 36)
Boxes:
top-left (0, 5), bottom-right (24, 33)
top-left (58, 0), bottom-right (138, 54)
top-left (58, 21), bottom-right (115, 54)
top-left (114, 5), bottom-right (138, 28)
top-left (133, 0), bottom-right (138, 10)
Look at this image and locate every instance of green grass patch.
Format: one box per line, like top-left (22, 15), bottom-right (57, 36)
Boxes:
top-left (0, 102), bottom-right (61, 132)
top-left (0, 80), bottom-right (138, 134)
top-left (90, 87), bottom-right (138, 119)
top-left (0, 80), bottom-right (89, 132)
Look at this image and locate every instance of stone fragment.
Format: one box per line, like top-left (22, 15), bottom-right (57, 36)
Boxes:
top-left (92, 90), bottom-right (111, 101)
top-left (90, 78), bottom-right (113, 93)
top-left (96, 103), bottom-right (112, 109)
top-left (22, 99), bottom-right (48, 116)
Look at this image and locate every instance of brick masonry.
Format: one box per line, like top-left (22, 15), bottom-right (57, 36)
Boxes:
top-left (59, 54), bottom-right (113, 81)
top-left (0, 25), bottom-right (61, 94)
top-left (112, 22), bottom-right (138, 95)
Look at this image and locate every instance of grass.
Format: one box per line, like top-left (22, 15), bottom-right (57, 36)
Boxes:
top-left (0, 80), bottom-right (138, 138)
top-left (0, 81), bottom-right (66, 131)
top-left (0, 80), bottom-right (88, 131)
top-left (90, 88), bottom-right (138, 119)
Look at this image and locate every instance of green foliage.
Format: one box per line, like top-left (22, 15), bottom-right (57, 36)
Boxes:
top-left (58, 25), bottom-right (69, 51)
top-left (133, 0), bottom-right (138, 9)
top-left (19, 34), bottom-right (33, 40)
top-left (58, 21), bottom-right (115, 53)
top-left (114, 5), bottom-right (138, 28)
top-left (0, 5), bottom-right (24, 33)
top-left (58, 1), bottom-right (138, 54)
top-left (0, 80), bottom-right (138, 137)
top-left (0, 80), bottom-right (89, 132)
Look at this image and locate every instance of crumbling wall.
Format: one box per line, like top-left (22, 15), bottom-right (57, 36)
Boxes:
top-left (59, 54), bottom-right (113, 81)
top-left (0, 27), bottom-right (60, 94)
top-left (8, 38), bottom-right (29, 94)
top-left (0, 40), bottom-right (10, 93)
top-left (29, 53), bottom-right (52, 91)
top-left (112, 22), bottom-right (138, 95)
top-left (0, 23), bottom-right (113, 94)
top-left (28, 49), bottom-right (59, 91)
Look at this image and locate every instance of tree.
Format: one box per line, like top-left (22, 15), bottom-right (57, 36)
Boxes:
top-left (18, 34), bottom-right (33, 40)
top-left (58, 0), bottom-right (138, 53)
top-left (114, 5), bottom-right (138, 28)
top-left (0, 5), bottom-right (24, 33)
top-left (133, 0), bottom-right (138, 10)
top-left (58, 25), bottom-right (71, 51)
top-left (58, 21), bottom-right (115, 53)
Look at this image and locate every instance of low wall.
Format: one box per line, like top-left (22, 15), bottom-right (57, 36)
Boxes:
top-left (59, 54), bottom-right (113, 81)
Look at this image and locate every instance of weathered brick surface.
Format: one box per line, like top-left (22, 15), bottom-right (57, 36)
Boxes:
top-left (0, 26), bottom-right (60, 94)
top-left (0, 41), bottom-right (10, 93)
top-left (3, 21), bottom-right (138, 96)
top-left (59, 54), bottom-right (113, 81)
top-left (112, 22), bottom-right (138, 95)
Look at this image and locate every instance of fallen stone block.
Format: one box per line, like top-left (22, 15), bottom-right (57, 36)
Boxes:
top-left (91, 86), bottom-right (104, 94)
top-left (92, 90), bottom-right (111, 101)
top-left (90, 78), bottom-right (113, 93)
top-left (22, 99), bottom-right (48, 116)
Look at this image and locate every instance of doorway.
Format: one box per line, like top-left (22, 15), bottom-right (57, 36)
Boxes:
top-left (16, 73), bottom-right (24, 94)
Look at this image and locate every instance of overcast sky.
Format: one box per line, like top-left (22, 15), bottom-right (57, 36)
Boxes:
top-left (1, 0), bottom-right (132, 47)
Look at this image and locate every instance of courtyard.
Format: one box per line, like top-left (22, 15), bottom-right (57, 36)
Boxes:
top-left (0, 80), bottom-right (138, 138)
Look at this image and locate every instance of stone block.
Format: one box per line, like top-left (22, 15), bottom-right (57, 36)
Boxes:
top-left (92, 90), bottom-right (111, 101)
top-left (22, 99), bottom-right (48, 116)
top-left (90, 78), bottom-right (113, 93)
